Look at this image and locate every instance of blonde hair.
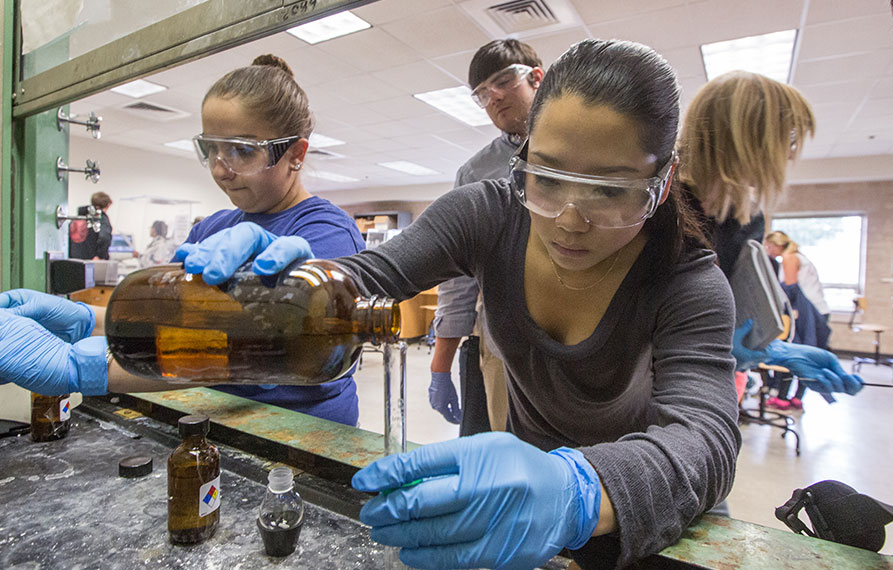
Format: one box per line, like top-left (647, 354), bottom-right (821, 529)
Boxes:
top-left (678, 71), bottom-right (815, 224)
top-left (203, 54), bottom-right (314, 139)
top-left (765, 230), bottom-right (799, 254)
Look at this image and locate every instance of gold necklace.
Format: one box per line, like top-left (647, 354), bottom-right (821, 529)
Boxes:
top-left (549, 251), bottom-right (621, 291)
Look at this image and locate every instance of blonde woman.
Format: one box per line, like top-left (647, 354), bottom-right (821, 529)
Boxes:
top-left (765, 230), bottom-right (830, 317)
top-left (678, 71), bottom-right (861, 399)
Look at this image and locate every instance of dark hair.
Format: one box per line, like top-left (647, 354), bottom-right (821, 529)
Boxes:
top-left (528, 39), bottom-right (708, 271)
top-left (152, 220), bottom-right (168, 237)
top-left (90, 191), bottom-right (111, 209)
top-left (468, 39), bottom-right (542, 89)
top-left (203, 54), bottom-right (314, 138)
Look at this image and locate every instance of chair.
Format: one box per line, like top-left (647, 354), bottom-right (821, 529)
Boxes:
top-left (849, 297), bottom-right (892, 374)
top-left (739, 364), bottom-right (801, 456)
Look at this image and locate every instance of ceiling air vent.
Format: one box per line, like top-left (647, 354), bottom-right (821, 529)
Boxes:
top-left (460, 0), bottom-right (581, 38)
top-left (119, 100), bottom-right (191, 122)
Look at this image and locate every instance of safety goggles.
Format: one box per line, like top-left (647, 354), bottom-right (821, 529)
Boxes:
top-left (509, 139), bottom-right (677, 229)
top-left (192, 134), bottom-right (301, 175)
top-left (470, 64), bottom-right (534, 108)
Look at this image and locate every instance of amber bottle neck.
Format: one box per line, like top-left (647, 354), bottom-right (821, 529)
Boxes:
top-left (355, 296), bottom-right (401, 346)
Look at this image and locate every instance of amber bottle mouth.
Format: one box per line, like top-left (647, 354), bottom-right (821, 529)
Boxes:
top-left (358, 296), bottom-right (401, 345)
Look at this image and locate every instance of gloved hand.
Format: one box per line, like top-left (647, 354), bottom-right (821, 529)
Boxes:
top-left (0, 289), bottom-right (95, 343)
top-left (174, 222), bottom-right (313, 285)
top-left (0, 310), bottom-right (109, 396)
top-left (352, 431), bottom-right (602, 570)
top-left (428, 372), bottom-right (462, 424)
top-left (764, 340), bottom-right (864, 396)
top-left (731, 319), bottom-right (768, 371)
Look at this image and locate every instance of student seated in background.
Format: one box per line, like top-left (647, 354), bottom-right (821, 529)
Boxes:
top-left (134, 221), bottom-right (177, 268)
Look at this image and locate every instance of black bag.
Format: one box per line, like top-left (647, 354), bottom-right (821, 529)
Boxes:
top-left (776, 480), bottom-right (893, 552)
top-left (458, 336), bottom-right (491, 437)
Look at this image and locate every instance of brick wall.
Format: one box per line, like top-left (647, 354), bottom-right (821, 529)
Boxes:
top-left (772, 179), bottom-right (893, 354)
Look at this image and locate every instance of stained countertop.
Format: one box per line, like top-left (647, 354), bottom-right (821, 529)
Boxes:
top-left (0, 407), bottom-right (400, 569)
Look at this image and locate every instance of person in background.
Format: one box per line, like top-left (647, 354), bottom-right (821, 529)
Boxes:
top-left (134, 220), bottom-right (177, 268)
top-left (0, 54), bottom-right (365, 427)
top-left (763, 229), bottom-right (832, 410)
top-left (191, 215), bottom-right (205, 226)
top-left (429, 39), bottom-right (544, 432)
top-left (677, 71), bottom-right (862, 401)
top-left (70, 191), bottom-right (113, 260)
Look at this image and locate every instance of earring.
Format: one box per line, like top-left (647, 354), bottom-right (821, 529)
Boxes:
top-left (291, 161), bottom-right (303, 172)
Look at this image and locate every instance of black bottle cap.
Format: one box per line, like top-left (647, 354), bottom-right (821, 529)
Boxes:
top-left (178, 415), bottom-right (210, 438)
top-left (119, 455), bottom-right (153, 478)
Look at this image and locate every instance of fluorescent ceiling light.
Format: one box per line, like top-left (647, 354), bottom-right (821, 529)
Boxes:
top-left (378, 161), bottom-right (439, 176)
top-left (309, 133), bottom-right (346, 148)
top-left (111, 79), bottom-right (168, 98)
top-left (286, 11), bottom-right (371, 44)
top-left (306, 170), bottom-right (359, 183)
top-left (163, 139), bottom-right (194, 153)
top-left (414, 86), bottom-right (492, 127)
top-left (701, 29), bottom-right (797, 83)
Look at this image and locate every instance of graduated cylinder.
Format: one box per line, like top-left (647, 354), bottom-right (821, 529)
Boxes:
top-left (105, 259), bottom-right (400, 385)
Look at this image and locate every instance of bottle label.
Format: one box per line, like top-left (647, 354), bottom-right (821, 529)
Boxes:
top-left (59, 397), bottom-right (71, 422)
top-left (198, 475), bottom-right (221, 517)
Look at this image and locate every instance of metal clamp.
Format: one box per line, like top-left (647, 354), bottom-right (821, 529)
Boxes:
top-left (57, 107), bottom-right (102, 139)
top-left (57, 156), bottom-right (101, 183)
top-left (55, 204), bottom-right (102, 232)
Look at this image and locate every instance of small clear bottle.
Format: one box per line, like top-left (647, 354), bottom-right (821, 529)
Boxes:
top-left (168, 415), bottom-right (220, 545)
top-left (106, 259), bottom-right (401, 385)
top-left (257, 466), bottom-right (304, 557)
top-left (30, 393), bottom-right (71, 442)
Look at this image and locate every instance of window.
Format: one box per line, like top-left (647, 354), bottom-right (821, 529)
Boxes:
top-left (770, 215), bottom-right (865, 312)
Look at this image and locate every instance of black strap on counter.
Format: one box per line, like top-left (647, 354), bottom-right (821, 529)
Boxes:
top-left (776, 480), bottom-right (893, 552)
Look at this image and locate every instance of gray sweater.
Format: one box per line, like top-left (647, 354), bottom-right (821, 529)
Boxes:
top-left (336, 179), bottom-right (740, 568)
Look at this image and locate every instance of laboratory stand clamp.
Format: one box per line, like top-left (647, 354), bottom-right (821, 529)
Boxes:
top-left (55, 204), bottom-right (102, 232)
top-left (57, 107), bottom-right (102, 139)
top-left (57, 157), bottom-right (100, 183)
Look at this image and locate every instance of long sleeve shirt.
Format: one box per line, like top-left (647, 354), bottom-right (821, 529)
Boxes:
top-left (334, 179), bottom-right (740, 567)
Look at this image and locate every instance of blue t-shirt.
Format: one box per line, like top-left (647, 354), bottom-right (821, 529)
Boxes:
top-left (184, 196), bottom-right (366, 426)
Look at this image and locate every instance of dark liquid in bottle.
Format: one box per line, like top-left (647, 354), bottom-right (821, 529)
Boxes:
top-left (257, 511), bottom-right (303, 557)
top-left (106, 265), bottom-right (368, 385)
top-left (168, 442), bottom-right (220, 545)
top-left (31, 394), bottom-right (70, 442)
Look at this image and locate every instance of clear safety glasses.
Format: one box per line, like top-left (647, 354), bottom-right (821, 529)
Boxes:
top-left (509, 140), bottom-right (677, 229)
top-left (192, 134), bottom-right (301, 175)
top-left (470, 64), bottom-right (534, 108)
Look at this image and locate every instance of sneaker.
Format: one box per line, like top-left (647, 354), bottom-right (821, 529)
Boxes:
top-left (766, 396), bottom-right (792, 411)
top-left (789, 398), bottom-right (804, 411)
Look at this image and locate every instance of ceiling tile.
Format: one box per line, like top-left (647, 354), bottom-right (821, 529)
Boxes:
top-left (872, 76), bottom-right (893, 98)
top-left (365, 96), bottom-right (441, 121)
top-left (371, 60), bottom-right (460, 94)
top-left (315, 28), bottom-right (421, 72)
top-left (523, 28), bottom-right (592, 69)
top-left (795, 49), bottom-right (893, 85)
top-left (805, 0), bottom-right (893, 25)
top-left (318, 73), bottom-right (404, 104)
top-left (798, 16), bottom-right (893, 61)
top-left (430, 50), bottom-right (478, 85)
top-left (584, 5), bottom-right (695, 53)
top-left (795, 79), bottom-right (873, 105)
top-left (380, 6), bottom-right (492, 60)
top-left (353, 0), bottom-right (455, 25)
top-left (280, 47), bottom-right (362, 86)
top-left (687, 0), bottom-right (804, 45)
top-left (571, 0), bottom-right (687, 25)
top-left (313, 103), bottom-right (391, 127)
top-left (660, 46), bottom-right (707, 79)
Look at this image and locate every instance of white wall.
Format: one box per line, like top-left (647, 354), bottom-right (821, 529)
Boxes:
top-left (68, 138), bottom-right (232, 253)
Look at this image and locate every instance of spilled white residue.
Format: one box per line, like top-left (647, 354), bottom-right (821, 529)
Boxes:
top-left (0, 476), bottom-right (14, 486)
top-left (27, 475), bottom-right (40, 481)
top-left (45, 466), bottom-right (76, 480)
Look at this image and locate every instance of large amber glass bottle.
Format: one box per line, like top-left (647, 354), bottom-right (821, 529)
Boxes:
top-left (168, 415), bottom-right (220, 545)
top-left (105, 259), bottom-right (400, 385)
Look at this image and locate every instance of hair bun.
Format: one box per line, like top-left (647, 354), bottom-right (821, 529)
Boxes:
top-left (252, 54), bottom-right (294, 78)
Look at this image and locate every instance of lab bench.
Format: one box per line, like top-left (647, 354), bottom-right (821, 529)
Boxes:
top-left (0, 391), bottom-right (889, 570)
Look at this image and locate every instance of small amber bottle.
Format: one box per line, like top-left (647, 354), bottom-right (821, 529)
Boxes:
top-left (106, 259), bottom-right (401, 386)
top-left (30, 393), bottom-right (71, 442)
top-left (168, 415), bottom-right (220, 545)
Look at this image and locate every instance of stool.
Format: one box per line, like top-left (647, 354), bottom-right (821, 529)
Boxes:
top-left (738, 363), bottom-right (801, 456)
top-left (849, 297), bottom-right (892, 374)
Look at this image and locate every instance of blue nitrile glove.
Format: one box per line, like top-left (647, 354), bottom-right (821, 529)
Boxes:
top-left (0, 310), bottom-right (109, 396)
top-left (352, 431), bottom-right (602, 570)
top-left (428, 371), bottom-right (462, 424)
top-left (731, 319), bottom-right (768, 371)
top-left (0, 289), bottom-right (95, 343)
top-left (764, 340), bottom-right (864, 397)
top-left (174, 222), bottom-right (313, 285)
